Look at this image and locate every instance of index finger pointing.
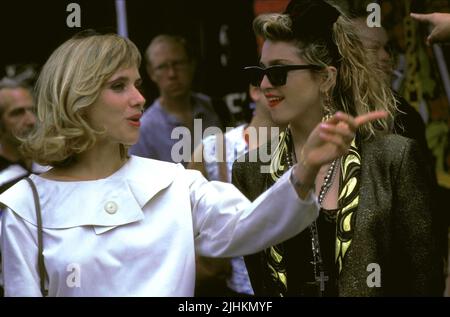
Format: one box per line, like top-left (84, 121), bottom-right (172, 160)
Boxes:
top-left (410, 13), bottom-right (431, 23)
top-left (354, 111), bottom-right (388, 126)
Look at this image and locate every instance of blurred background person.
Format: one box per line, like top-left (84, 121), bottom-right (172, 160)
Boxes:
top-left (351, 10), bottom-right (431, 159)
top-left (129, 35), bottom-right (223, 166)
top-left (0, 71), bottom-right (46, 193)
top-left (0, 67), bottom-right (46, 297)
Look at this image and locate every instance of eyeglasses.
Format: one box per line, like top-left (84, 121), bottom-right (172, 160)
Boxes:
top-left (244, 64), bottom-right (323, 87)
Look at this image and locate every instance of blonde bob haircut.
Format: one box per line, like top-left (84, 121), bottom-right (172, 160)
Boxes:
top-left (253, 11), bottom-right (397, 140)
top-left (22, 32), bottom-right (141, 167)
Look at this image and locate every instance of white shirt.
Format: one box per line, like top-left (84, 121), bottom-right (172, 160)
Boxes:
top-left (0, 156), bottom-right (318, 296)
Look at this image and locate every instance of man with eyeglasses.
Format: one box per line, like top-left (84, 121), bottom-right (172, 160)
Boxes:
top-left (129, 34), bottom-right (222, 166)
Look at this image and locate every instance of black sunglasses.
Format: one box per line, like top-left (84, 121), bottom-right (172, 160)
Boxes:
top-left (244, 64), bottom-right (323, 87)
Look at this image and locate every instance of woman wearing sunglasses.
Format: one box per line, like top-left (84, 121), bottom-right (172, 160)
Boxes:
top-left (234, 0), bottom-right (443, 296)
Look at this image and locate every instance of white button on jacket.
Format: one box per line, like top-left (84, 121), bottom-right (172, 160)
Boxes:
top-left (104, 201), bottom-right (118, 214)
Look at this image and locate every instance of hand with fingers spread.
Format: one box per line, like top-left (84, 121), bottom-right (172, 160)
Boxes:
top-left (410, 12), bottom-right (450, 45)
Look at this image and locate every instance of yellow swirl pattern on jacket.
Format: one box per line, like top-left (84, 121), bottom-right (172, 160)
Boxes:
top-left (336, 139), bottom-right (360, 274)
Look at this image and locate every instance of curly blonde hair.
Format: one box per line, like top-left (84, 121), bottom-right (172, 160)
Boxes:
top-left (253, 10), bottom-right (396, 139)
top-left (22, 33), bottom-right (141, 167)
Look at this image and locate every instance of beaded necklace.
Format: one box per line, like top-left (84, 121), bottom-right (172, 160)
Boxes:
top-left (286, 151), bottom-right (339, 296)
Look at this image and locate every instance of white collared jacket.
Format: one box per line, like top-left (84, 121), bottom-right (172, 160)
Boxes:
top-left (0, 156), bottom-right (318, 296)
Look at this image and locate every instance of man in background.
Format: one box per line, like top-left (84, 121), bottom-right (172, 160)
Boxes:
top-left (0, 79), bottom-right (45, 192)
top-left (130, 35), bottom-right (223, 166)
top-left (0, 76), bottom-right (46, 297)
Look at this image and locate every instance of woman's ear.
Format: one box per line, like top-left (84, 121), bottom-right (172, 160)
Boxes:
top-left (320, 66), bottom-right (337, 93)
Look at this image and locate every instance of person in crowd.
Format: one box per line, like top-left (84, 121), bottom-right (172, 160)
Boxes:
top-left (233, 0), bottom-right (443, 296)
top-left (129, 34), bottom-right (222, 166)
top-left (0, 79), bottom-right (45, 193)
top-left (0, 31), bottom-right (379, 296)
top-left (0, 78), bottom-right (45, 297)
top-left (351, 12), bottom-right (431, 158)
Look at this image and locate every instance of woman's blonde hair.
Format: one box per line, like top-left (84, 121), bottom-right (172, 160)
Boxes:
top-left (22, 32), bottom-right (141, 167)
top-left (253, 8), bottom-right (396, 139)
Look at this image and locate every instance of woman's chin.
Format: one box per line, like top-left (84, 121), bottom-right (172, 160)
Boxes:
top-left (122, 136), bottom-right (139, 147)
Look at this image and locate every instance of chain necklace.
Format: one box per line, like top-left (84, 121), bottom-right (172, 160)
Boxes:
top-left (286, 151), bottom-right (339, 296)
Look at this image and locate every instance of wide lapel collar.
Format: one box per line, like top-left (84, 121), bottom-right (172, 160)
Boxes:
top-left (9, 157), bottom-right (178, 235)
top-left (123, 156), bottom-right (178, 209)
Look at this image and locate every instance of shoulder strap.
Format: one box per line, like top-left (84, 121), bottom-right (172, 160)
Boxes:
top-left (23, 177), bottom-right (48, 297)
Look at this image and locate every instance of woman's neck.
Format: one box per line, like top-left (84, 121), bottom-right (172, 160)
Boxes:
top-left (246, 110), bottom-right (285, 151)
top-left (289, 117), bottom-right (319, 154)
top-left (44, 143), bottom-right (127, 181)
top-left (290, 115), bottom-right (340, 210)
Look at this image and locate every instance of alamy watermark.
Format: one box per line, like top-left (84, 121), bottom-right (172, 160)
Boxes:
top-left (66, 3), bottom-right (81, 28)
top-left (367, 3), bottom-right (381, 28)
top-left (170, 119), bottom-right (280, 174)
top-left (66, 263), bottom-right (81, 288)
top-left (366, 263), bottom-right (381, 288)
top-left (64, 2), bottom-right (381, 29)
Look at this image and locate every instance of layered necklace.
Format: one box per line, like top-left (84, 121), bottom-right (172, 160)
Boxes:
top-left (285, 150), bottom-right (339, 296)
top-left (265, 126), bottom-right (360, 297)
